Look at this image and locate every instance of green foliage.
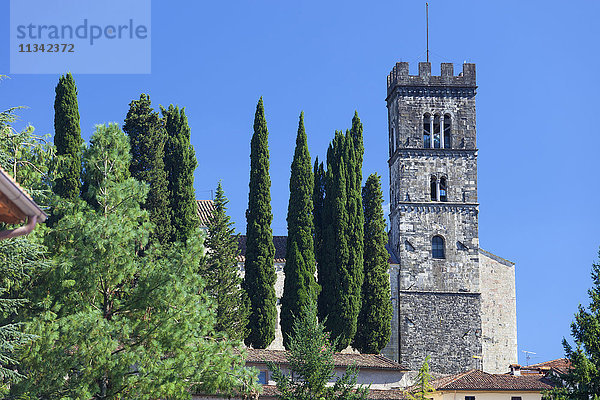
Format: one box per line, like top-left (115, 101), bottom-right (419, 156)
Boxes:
top-left (281, 112), bottom-right (318, 349)
top-left (123, 94), bottom-right (172, 244)
top-left (161, 104), bottom-right (199, 243)
top-left (0, 236), bottom-right (47, 390)
top-left (243, 97), bottom-right (277, 349)
top-left (11, 125), bottom-right (255, 399)
top-left (0, 105), bottom-right (54, 207)
top-left (268, 300), bottom-right (369, 400)
top-left (317, 113), bottom-right (364, 351)
top-left (81, 123), bottom-right (131, 210)
top-left (202, 182), bottom-right (250, 341)
top-left (0, 99), bottom-right (53, 390)
top-left (407, 356), bottom-right (435, 400)
top-left (312, 158), bottom-right (325, 272)
top-left (353, 174), bottom-right (392, 354)
top-left (53, 72), bottom-right (83, 200)
top-left (548, 253), bottom-right (600, 399)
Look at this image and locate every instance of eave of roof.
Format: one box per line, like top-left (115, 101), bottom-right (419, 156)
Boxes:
top-left (428, 369), bottom-right (554, 392)
top-left (0, 166), bottom-right (47, 223)
top-left (244, 348), bottom-right (408, 371)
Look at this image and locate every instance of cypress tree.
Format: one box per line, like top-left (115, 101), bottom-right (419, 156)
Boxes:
top-left (317, 114), bottom-right (365, 351)
top-left (353, 173), bottom-right (392, 354)
top-left (242, 97), bottom-right (276, 348)
top-left (53, 72), bottom-right (82, 200)
top-left (123, 94), bottom-right (172, 244)
top-left (344, 112), bottom-right (365, 349)
top-left (281, 112), bottom-right (318, 349)
top-left (312, 158), bottom-right (325, 266)
top-left (202, 182), bottom-right (250, 341)
top-left (161, 104), bottom-right (199, 243)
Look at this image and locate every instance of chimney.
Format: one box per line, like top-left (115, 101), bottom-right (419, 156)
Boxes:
top-left (509, 364), bottom-right (522, 376)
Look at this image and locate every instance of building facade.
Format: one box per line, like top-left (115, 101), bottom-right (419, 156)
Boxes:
top-left (381, 62), bottom-right (517, 374)
top-left (197, 61), bottom-right (517, 376)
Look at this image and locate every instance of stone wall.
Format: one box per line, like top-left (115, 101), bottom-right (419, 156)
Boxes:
top-left (382, 263), bottom-right (400, 362)
top-left (389, 204), bottom-right (480, 294)
top-left (389, 150), bottom-right (478, 206)
top-left (479, 249), bottom-right (518, 373)
top-left (239, 262), bottom-right (286, 351)
top-left (399, 291), bottom-right (482, 374)
top-left (386, 62), bottom-right (483, 375)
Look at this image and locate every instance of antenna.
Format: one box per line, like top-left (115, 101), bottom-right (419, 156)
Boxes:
top-left (522, 350), bottom-right (537, 366)
top-left (472, 355), bottom-right (483, 370)
top-left (426, 2), bottom-right (429, 63)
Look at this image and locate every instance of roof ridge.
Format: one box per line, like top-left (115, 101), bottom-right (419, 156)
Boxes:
top-left (526, 357), bottom-right (568, 367)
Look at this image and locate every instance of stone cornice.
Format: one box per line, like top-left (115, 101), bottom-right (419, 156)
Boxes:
top-left (390, 202), bottom-right (479, 216)
top-left (399, 290), bottom-right (481, 297)
top-left (386, 85), bottom-right (477, 102)
top-left (389, 148), bottom-right (477, 166)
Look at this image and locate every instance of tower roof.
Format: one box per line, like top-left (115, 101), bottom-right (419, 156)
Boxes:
top-left (387, 62), bottom-right (476, 97)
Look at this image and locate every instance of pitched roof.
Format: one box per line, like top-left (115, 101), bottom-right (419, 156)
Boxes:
top-left (196, 199), bottom-right (215, 228)
top-left (196, 199), bottom-right (396, 264)
top-left (236, 236), bottom-right (288, 264)
top-left (245, 348), bottom-right (407, 371)
top-left (0, 165), bottom-right (47, 223)
top-left (522, 358), bottom-right (571, 375)
top-left (429, 369), bottom-right (554, 391)
top-left (259, 385), bottom-right (408, 399)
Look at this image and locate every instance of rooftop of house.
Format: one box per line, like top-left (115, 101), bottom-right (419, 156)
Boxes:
top-left (245, 348), bottom-right (407, 371)
top-left (236, 236), bottom-right (288, 264)
top-left (519, 358), bottom-right (571, 375)
top-left (428, 369), bottom-right (554, 392)
top-left (196, 199), bottom-right (215, 228)
top-left (0, 165), bottom-right (47, 224)
top-left (259, 385), bottom-right (408, 399)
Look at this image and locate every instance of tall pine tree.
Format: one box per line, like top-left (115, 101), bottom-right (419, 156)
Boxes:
top-left (242, 97), bottom-right (276, 349)
top-left (549, 253), bottom-right (600, 399)
top-left (353, 173), bottom-right (392, 354)
top-left (281, 112), bottom-right (318, 349)
top-left (0, 104), bottom-right (51, 390)
top-left (161, 105), bottom-right (199, 243)
top-left (53, 72), bottom-right (82, 200)
top-left (202, 182), bottom-right (250, 341)
top-left (123, 94), bottom-right (172, 244)
top-left (12, 124), bottom-right (255, 399)
top-left (317, 113), bottom-right (365, 351)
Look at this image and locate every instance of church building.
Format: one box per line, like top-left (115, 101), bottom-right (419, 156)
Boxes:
top-left (198, 61), bottom-right (517, 376)
top-left (382, 61), bottom-right (517, 374)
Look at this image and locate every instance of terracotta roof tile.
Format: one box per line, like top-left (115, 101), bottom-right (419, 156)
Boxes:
top-left (196, 200), bottom-right (215, 228)
top-left (522, 358), bottom-right (571, 375)
top-left (259, 385), bottom-right (408, 400)
top-left (244, 348), bottom-right (407, 371)
top-left (429, 369), bottom-right (554, 391)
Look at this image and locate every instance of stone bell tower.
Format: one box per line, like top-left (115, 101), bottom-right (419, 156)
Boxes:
top-left (385, 62), bottom-right (482, 374)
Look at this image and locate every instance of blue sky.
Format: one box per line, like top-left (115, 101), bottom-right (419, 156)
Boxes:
top-left (2, 0), bottom-right (599, 366)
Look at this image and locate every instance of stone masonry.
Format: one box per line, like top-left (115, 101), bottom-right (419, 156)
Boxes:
top-left (382, 62), bottom-right (517, 374)
top-left (200, 61), bottom-right (517, 376)
top-left (479, 249), bottom-right (518, 373)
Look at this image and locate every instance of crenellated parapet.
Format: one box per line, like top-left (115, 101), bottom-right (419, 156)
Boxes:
top-left (387, 62), bottom-right (476, 97)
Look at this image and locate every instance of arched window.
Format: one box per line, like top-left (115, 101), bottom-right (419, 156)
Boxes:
top-left (432, 236), bottom-right (445, 259)
top-left (439, 177), bottom-right (447, 202)
top-left (433, 114), bottom-right (441, 148)
top-left (392, 126), bottom-right (396, 152)
top-left (430, 176), bottom-right (437, 201)
top-left (423, 114), bottom-right (431, 148)
top-left (443, 114), bottom-right (452, 149)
